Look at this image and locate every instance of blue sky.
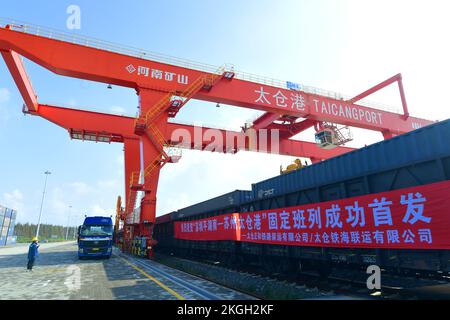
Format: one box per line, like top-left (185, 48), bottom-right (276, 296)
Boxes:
top-left (1, 0), bottom-right (449, 227)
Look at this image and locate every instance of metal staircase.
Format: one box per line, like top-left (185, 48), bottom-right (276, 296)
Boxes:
top-left (134, 65), bottom-right (227, 133)
top-left (125, 171), bottom-right (141, 218)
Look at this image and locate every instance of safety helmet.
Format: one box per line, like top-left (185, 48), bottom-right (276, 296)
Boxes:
top-left (32, 237), bottom-right (38, 242)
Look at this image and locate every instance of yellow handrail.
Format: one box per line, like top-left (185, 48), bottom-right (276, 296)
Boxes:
top-left (148, 124), bottom-right (166, 146)
top-left (135, 65), bottom-right (225, 136)
top-left (130, 65), bottom-right (226, 185)
top-left (143, 153), bottom-right (162, 177)
top-left (143, 91), bottom-right (174, 123)
top-left (126, 189), bottom-right (137, 215)
top-left (143, 74), bottom-right (205, 125)
top-left (129, 171), bottom-right (140, 188)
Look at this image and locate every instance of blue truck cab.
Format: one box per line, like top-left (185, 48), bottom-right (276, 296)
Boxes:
top-left (77, 216), bottom-right (113, 259)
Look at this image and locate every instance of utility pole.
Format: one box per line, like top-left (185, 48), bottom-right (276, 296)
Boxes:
top-left (35, 171), bottom-right (51, 239)
top-left (65, 205), bottom-right (72, 240)
top-left (73, 222), bottom-right (77, 239)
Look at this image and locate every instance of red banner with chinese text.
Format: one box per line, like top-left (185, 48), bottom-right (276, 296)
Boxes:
top-left (174, 180), bottom-right (450, 249)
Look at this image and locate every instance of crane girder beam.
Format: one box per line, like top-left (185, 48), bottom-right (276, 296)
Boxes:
top-left (349, 74), bottom-right (403, 104)
top-left (34, 104), bottom-right (354, 159)
top-left (37, 104), bottom-right (137, 140)
top-left (263, 119), bottom-right (318, 139)
top-left (279, 118), bottom-right (318, 139)
top-left (250, 112), bottom-right (281, 130)
top-left (196, 82), bottom-right (434, 134)
top-left (348, 73), bottom-right (410, 121)
top-left (0, 49), bottom-right (38, 112)
top-left (164, 122), bottom-right (354, 159)
top-left (0, 27), bottom-right (434, 134)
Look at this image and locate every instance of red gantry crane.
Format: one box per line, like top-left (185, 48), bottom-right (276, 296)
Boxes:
top-left (0, 19), bottom-right (435, 255)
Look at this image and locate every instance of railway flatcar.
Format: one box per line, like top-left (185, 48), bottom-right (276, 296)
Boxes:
top-left (154, 119), bottom-right (450, 277)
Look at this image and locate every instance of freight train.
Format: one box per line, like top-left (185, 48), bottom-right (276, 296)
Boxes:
top-left (154, 119), bottom-right (450, 277)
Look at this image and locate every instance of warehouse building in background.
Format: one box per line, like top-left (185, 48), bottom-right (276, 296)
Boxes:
top-left (0, 205), bottom-right (17, 246)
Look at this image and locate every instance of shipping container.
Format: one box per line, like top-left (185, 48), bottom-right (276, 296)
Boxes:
top-left (252, 119), bottom-right (449, 200)
top-left (0, 205), bottom-right (18, 246)
top-left (155, 212), bottom-right (173, 224)
top-left (171, 190), bottom-right (253, 220)
top-left (156, 119), bottom-right (450, 274)
top-left (6, 236), bottom-right (16, 245)
top-left (0, 206), bottom-right (5, 227)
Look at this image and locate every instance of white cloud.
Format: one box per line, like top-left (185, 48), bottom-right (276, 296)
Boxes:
top-left (66, 99), bottom-right (77, 107)
top-left (157, 192), bottom-right (191, 215)
top-left (2, 189), bottom-right (24, 212)
top-left (0, 88), bottom-right (10, 104)
top-left (97, 179), bottom-right (120, 190)
top-left (1, 189), bottom-right (37, 224)
top-left (4, 180), bottom-right (118, 225)
top-left (91, 204), bottom-right (114, 216)
top-left (116, 155), bottom-right (124, 166)
top-left (49, 187), bottom-right (69, 215)
top-left (156, 149), bottom-right (289, 215)
top-left (69, 182), bottom-right (94, 195)
top-left (0, 88), bottom-right (11, 124)
top-left (340, 0), bottom-right (450, 122)
top-left (110, 105), bottom-right (127, 115)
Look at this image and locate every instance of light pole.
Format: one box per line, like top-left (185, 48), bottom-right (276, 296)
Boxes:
top-left (65, 205), bottom-right (72, 240)
top-left (73, 220), bottom-right (77, 239)
top-left (36, 171), bottom-right (51, 239)
top-left (72, 213), bottom-right (82, 239)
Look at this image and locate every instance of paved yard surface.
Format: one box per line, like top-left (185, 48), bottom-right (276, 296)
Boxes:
top-left (0, 242), bottom-right (254, 300)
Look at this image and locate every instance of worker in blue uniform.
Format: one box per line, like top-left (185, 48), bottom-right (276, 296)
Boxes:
top-left (27, 237), bottom-right (40, 271)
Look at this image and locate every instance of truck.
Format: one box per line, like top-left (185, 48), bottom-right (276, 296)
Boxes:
top-left (77, 216), bottom-right (113, 259)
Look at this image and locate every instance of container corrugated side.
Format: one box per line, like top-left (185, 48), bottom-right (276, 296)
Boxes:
top-left (0, 206), bottom-right (5, 227)
top-left (155, 212), bottom-right (173, 224)
top-left (5, 208), bottom-right (12, 218)
top-left (7, 220), bottom-right (15, 237)
top-left (173, 190), bottom-right (253, 220)
top-left (252, 119), bottom-right (450, 199)
top-left (6, 236), bottom-right (16, 245)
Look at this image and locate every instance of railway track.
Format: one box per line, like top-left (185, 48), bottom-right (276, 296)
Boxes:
top-left (153, 252), bottom-right (450, 300)
top-left (115, 250), bottom-right (258, 300)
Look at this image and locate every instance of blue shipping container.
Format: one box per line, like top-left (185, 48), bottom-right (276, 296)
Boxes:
top-left (252, 118), bottom-right (450, 199)
top-left (7, 221), bottom-right (15, 237)
top-left (0, 205), bottom-right (17, 246)
top-left (156, 212), bottom-right (174, 224)
top-left (7, 236), bottom-right (16, 245)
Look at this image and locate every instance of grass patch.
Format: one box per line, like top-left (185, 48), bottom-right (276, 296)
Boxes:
top-left (16, 236), bottom-right (72, 243)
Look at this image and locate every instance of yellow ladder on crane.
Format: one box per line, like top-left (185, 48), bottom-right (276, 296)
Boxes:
top-left (125, 66), bottom-right (228, 216)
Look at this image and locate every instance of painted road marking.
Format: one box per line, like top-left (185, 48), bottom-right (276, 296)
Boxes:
top-left (130, 257), bottom-right (222, 300)
top-left (118, 255), bottom-right (186, 300)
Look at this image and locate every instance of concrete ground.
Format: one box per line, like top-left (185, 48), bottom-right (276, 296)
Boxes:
top-left (0, 242), bottom-right (254, 300)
